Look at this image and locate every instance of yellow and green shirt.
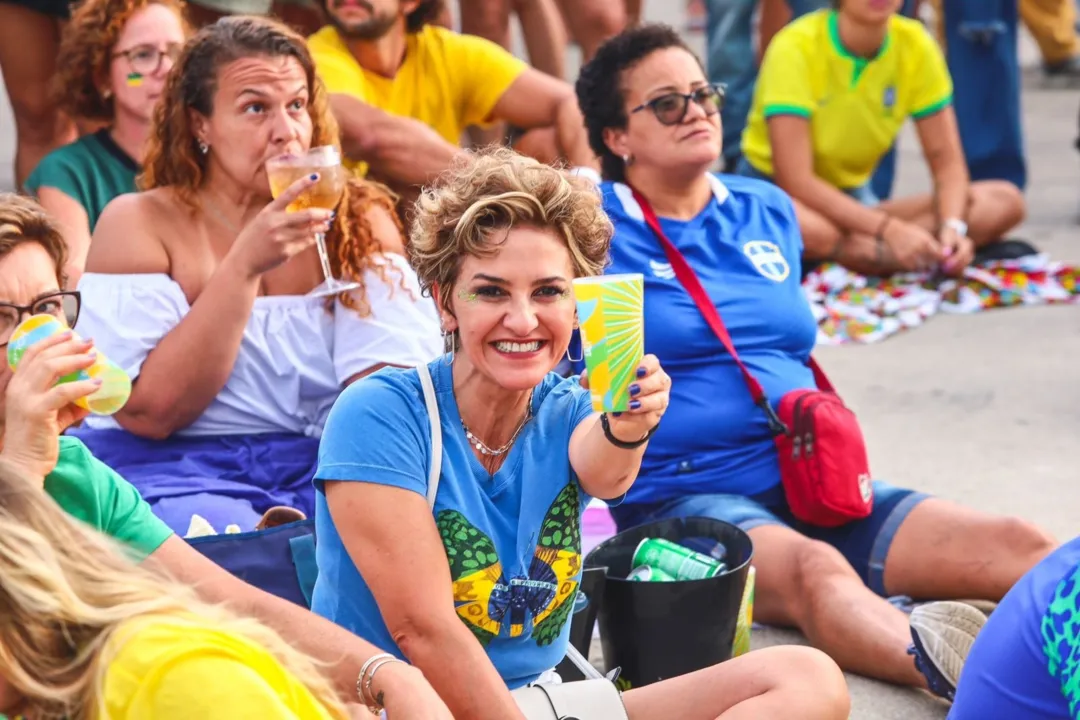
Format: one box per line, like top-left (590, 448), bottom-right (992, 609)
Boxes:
top-left (741, 10), bottom-right (953, 190)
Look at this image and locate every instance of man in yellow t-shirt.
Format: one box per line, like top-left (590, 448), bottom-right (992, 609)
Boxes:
top-left (736, 2), bottom-right (1027, 278)
top-left (308, 0), bottom-right (597, 190)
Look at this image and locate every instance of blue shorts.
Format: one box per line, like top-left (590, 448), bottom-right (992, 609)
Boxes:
top-left (610, 481), bottom-right (929, 597)
top-left (734, 157), bottom-right (880, 207)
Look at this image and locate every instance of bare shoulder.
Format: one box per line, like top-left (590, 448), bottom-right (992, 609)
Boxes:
top-left (366, 203), bottom-right (406, 255)
top-left (346, 178), bottom-right (406, 255)
top-left (87, 188), bottom-right (176, 274)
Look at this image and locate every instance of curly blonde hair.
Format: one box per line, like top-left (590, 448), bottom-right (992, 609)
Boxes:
top-left (0, 193), bottom-right (70, 288)
top-left (142, 15), bottom-right (403, 315)
top-left (53, 0), bottom-right (190, 123)
top-left (0, 460), bottom-right (349, 720)
top-left (410, 148), bottom-right (612, 320)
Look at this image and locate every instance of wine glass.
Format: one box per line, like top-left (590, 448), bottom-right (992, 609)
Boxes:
top-left (266, 145), bottom-right (359, 297)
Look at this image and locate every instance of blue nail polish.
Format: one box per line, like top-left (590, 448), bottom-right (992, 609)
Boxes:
top-left (629, 383), bottom-right (641, 396)
top-left (636, 366), bottom-right (647, 378)
top-left (629, 400), bottom-right (641, 410)
top-left (309, 173), bottom-right (319, 181)
top-left (612, 412), bottom-right (622, 418)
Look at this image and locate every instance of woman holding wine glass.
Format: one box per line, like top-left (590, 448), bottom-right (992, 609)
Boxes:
top-left (72, 16), bottom-right (443, 535)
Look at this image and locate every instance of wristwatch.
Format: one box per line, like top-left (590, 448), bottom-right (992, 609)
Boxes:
top-left (942, 217), bottom-right (968, 237)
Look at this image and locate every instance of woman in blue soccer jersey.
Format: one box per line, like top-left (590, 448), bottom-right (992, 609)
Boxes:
top-left (739, 0), bottom-right (1028, 277)
top-left (311, 148), bottom-right (850, 720)
top-left (575, 23), bottom-right (1057, 700)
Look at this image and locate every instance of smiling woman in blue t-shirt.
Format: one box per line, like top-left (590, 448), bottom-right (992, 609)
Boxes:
top-left (576, 23), bottom-right (1058, 701)
top-left (311, 148), bottom-right (850, 720)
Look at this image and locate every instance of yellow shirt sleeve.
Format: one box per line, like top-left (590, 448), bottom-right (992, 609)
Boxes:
top-left (757, 31), bottom-right (815, 119)
top-left (102, 620), bottom-right (337, 720)
top-left (908, 24), bottom-right (953, 119)
top-left (440, 30), bottom-right (528, 128)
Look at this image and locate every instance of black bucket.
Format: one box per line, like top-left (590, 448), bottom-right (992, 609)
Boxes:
top-left (584, 517), bottom-right (753, 690)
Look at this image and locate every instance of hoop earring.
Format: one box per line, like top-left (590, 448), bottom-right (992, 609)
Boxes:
top-left (565, 331), bottom-right (583, 364)
top-left (198, 141), bottom-right (209, 155)
top-left (442, 330), bottom-right (456, 365)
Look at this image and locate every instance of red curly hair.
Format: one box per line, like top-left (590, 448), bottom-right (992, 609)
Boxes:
top-left (141, 15), bottom-right (405, 316)
top-left (53, 0), bottom-right (190, 123)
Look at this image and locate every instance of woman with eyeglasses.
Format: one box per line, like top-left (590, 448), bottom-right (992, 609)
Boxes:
top-left (24, 0), bottom-right (188, 286)
top-left (576, 24), bottom-right (1057, 701)
top-left (737, 0), bottom-right (1028, 277)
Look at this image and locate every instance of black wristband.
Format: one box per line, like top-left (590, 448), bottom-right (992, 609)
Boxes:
top-left (600, 413), bottom-right (658, 449)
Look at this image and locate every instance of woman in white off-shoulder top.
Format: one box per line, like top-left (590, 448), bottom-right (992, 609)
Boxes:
top-left (72, 19), bottom-right (442, 535)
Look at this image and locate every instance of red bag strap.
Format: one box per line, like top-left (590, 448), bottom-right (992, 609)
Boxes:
top-left (628, 186), bottom-right (834, 433)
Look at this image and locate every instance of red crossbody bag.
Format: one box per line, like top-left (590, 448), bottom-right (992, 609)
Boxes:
top-left (630, 187), bottom-right (873, 527)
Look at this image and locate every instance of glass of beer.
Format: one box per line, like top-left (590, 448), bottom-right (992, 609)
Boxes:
top-left (266, 145), bottom-right (359, 297)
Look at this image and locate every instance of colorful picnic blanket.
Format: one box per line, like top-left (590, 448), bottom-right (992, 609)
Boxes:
top-left (803, 254), bottom-right (1080, 345)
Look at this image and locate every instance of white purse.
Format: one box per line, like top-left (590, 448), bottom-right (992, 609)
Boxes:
top-left (416, 364), bottom-right (629, 720)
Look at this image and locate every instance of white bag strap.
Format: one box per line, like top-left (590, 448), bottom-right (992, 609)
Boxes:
top-left (416, 362), bottom-right (442, 509)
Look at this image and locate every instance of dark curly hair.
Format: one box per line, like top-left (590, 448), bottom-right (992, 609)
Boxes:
top-left (575, 24), bottom-right (703, 183)
top-left (52, 0), bottom-right (190, 123)
top-left (142, 16), bottom-right (405, 316)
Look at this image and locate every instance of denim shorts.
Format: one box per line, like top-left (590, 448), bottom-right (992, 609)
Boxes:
top-left (734, 157), bottom-right (880, 207)
top-left (610, 481), bottom-right (929, 596)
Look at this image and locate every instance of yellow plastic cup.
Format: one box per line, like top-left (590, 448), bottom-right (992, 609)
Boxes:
top-left (572, 273), bottom-right (645, 413)
top-left (7, 314), bottom-right (132, 416)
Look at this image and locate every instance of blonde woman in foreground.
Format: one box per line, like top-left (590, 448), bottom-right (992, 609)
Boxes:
top-left (0, 459), bottom-right (348, 720)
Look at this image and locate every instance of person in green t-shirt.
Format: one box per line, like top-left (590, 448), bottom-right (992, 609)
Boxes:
top-left (24, 0), bottom-right (189, 286)
top-left (0, 193), bottom-right (453, 719)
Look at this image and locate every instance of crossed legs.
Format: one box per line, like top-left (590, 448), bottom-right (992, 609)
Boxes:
top-left (798, 181), bottom-right (1027, 275)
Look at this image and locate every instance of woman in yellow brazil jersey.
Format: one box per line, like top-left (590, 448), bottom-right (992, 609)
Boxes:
top-left (0, 458), bottom-right (350, 720)
top-left (738, 0), bottom-right (1028, 277)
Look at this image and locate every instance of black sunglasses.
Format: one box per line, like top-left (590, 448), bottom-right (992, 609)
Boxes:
top-left (0, 291), bottom-right (82, 348)
top-left (631, 84), bottom-right (726, 126)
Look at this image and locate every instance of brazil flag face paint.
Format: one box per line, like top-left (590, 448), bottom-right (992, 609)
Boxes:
top-left (125, 72), bottom-right (144, 87)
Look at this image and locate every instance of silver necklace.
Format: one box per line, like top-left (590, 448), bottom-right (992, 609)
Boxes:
top-left (461, 391), bottom-right (534, 456)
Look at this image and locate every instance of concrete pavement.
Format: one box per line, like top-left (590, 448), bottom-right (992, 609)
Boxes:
top-left (0, 3), bottom-right (1078, 718)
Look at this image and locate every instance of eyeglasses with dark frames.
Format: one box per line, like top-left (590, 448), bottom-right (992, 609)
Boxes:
top-left (0, 291), bottom-right (81, 348)
top-left (112, 43), bottom-right (183, 77)
top-left (631, 84), bottom-right (727, 126)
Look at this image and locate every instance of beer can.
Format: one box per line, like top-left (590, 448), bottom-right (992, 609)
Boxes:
top-left (627, 565), bottom-right (676, 582)
top-left (632, 538), bottom-right (726, 581)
